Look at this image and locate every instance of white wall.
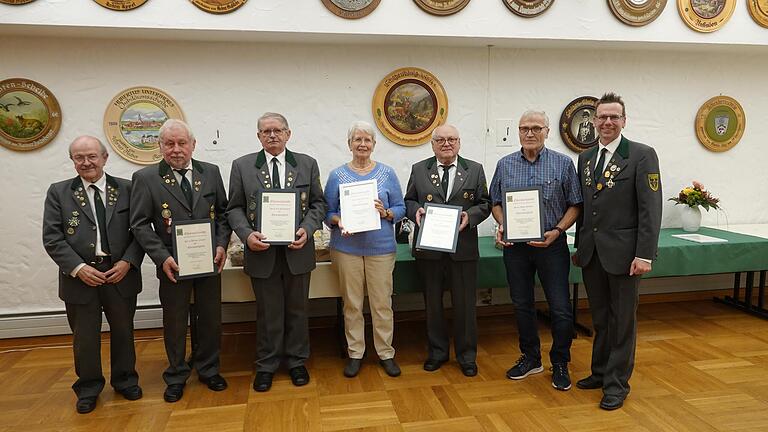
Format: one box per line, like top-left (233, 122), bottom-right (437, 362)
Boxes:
top-left (1, 0), bottom-right (767, 317)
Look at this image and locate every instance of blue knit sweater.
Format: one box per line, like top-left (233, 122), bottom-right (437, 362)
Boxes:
top-left (324, 163), bottom-right (405, 256)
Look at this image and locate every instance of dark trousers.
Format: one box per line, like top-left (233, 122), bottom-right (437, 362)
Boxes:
top-left (158, 273), bottom-right (222, 385)
top-left (417, 255), bottom-right (478, 365)
top-left (65, 268), bottom-right (138, 398)
top-left (582, 251), bottom-right (639, 397)
top-left (250, 247), bottom-right (311, 373)
top-left (503, 236), bottom-right (573, 364)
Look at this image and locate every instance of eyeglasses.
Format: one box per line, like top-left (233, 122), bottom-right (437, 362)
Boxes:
top-left (259, 128), bottom-right (287, 136)
top-left (518, 126), bottom-right (547, 134)
top-left (433, 137), bottom-right (459, 145)
top-left (72, 154), bottom-right (100, 164)
top-left (595, 114), bottom-right (624, 122)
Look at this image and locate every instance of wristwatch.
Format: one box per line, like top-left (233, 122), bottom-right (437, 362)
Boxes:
top-left (385, 209), bottom-right (393, 219)
top-left (553, 226), bottom-right (565, 235)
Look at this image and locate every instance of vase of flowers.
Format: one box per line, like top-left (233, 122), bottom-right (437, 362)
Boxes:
top-left (668, 181), bottom-right (720, 232)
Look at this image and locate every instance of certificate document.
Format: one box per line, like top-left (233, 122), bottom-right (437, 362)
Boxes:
top-left (339, 179), bottom-right (381, 234)
top-left (415, 203), bottom-right (462, 253)
top-left (258, 190), bottom-right (298, 244)
top-left (503, 187), bottom-right (544, 242)
top-left (172, 219), bottom-right (215, 280)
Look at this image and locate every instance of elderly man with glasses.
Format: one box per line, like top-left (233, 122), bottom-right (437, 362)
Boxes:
top-left (489, 110), bottom-right (582, 391)
top-left (404, 124), bottom-right (491, 377)
top-left (226, 112), bottom-right (327, 392)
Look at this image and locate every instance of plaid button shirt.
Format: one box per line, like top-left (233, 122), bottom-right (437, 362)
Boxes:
top-left (489, 147), bottom-right (582, 230)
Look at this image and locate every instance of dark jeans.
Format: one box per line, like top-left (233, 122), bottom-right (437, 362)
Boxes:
top-left (503, 236), bottom-right (573, 364)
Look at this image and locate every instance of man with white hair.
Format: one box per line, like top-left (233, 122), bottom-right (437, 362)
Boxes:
top-left (43, 136), bottom-right (145, 413)
top-left (130, 119), bottom-right (231, 403)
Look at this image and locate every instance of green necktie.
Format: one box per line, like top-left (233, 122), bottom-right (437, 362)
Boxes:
top-left (176, 169), bottom-right (193, 208)
top-left (89, 185), bottom-right (110, 254)
top-left (440, 164), bottom-right (452, 197)
top-left (271, 158), bottom-right (281, 189)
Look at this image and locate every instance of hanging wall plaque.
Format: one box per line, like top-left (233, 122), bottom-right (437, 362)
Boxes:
top-left (0, 78), bottom-right (62, 151)
top-left (103, 86), bottom-right (185, 164)
top-left (93, 0), bottom-right (149, 11)
top-left (321, 0), bottom-right (381, 19)
top-left (608, 0), bottom-right (667, 26)
top-left (503, 0), bottom-right (555, 17)
top-left (677, 0), bottom-right (735, 32)
top-left (190, 0), bottom-right (247, 14)
top-left (372, 67), bottom-right (448, 147)
top-left (559, 96), bottom-right (599, 153)
top-left (695, 95), bottom-right (745, 152)
top-left (413, 0), bottom-right (471, 16)
top-left (747, 0), bottom-right (768, 28)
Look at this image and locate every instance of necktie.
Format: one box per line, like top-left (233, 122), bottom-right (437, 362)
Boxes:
top-left (89, 185), bottom-right (110, 254)
top-left (271, 157), bottom-right (281, 189)
top-left (440, 164), bottom-right (452, 197)
top-left (596, 148), bottom-right (608, 181)
top-left (176, 169), bottom-right (193, 208)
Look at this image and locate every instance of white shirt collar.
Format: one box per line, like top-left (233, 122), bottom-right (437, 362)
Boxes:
top-left (267, 149), bottom-right (286, 167)
top-left (81, 174), bottom-right (107, 192)
top-left (599, 135), bottom-right (622, 155)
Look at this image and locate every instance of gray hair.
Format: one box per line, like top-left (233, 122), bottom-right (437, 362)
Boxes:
top-left (68, 135), bottom-right (108, 157)
top-left (347, 120), bottom-right (376, 143)
top-left (431, 124), bottom-right (460, 140)
top-left (257, 112), bottom-right (290, 131)
top-left (520, 110), bottom-right (550, 127)
top-left (159, 119), bottom-right (195, 142)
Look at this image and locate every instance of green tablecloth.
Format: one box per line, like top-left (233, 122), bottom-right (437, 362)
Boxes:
top-left (391, 227), bottom-right (768, 294)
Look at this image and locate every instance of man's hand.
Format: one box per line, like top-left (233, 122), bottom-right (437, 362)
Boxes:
top-left (415, 207), bottom-right (426, 226)
top-left (76, 265), bottom-right (107, 287)
top-left (247, 231), bottom-right (270, 251)
top-left (527, 229), bottom-right (560, 248)
top-left (289, 227), bottom-right (308, 250)
top-left (104, 260), bottom-right (130, 284)
top-left (495, 225), bottom-right (513, 248)
top-left (162, 256), bottom-right (179, 283)
top-left (629, 258), bottom-right (652, 276)
top-left (458, 211), bottom-right (469, 231)
top-left (214, 246), bottom-right (227, 273)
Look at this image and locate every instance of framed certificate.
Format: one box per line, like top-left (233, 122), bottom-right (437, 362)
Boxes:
top-left (502, 187), bottom-right (545, 242)
top-left (415, 203), bottom-right (462, 253)
top-left (257, 190), bottom-right (299, 245)
top-left (171, 219), bottom-right (216, 280)
top-left (339, 179), bottom-right (381, 234)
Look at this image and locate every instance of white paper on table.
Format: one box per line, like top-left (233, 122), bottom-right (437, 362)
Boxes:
top-left (417, 204), bottom-right (461, 252)
top-left (339, 179), bottom-right (381, 234)
top-left (671, 233), bottom-right (728, 243)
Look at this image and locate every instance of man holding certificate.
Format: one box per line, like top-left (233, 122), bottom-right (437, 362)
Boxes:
top-left (489, 110), bottom-right (582, 391)
top-left (130, 119), bottom-right (231, 403)
top-left (226, 112), bottom-right (327, 392)
top-left (324, 121), bottom-right (406, 378)
top-left (572, 93), bottom-right (662, 410)
top-left (404, 124), bottom-right (491, 377)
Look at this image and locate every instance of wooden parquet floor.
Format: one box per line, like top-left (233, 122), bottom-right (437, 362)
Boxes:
top-left (2, 299), bottom-right (768, 431)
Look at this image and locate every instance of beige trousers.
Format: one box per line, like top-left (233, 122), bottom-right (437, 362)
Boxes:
top-left (330, 249), bottom-right (396, 360)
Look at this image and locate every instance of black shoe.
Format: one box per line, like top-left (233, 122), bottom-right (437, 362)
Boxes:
top-left (379, 358), bottom-right (401, 377)
top-left (253, 372), bottom-right (274, 392)
top-left (199, 374), bottom-right (228, 391)
top-left (459, 363), bottom-right (478, 377)
top-left (344, 359), bottom-right (363, 378)
top-left (576, 375), bottom-right (603, 390)
top-left (551, 363), bottom-right (571, 391)
top-left (163, 384), bottom-right (185, 403)
top-left (289, 366), bottom-right (310, 386)
top-left (600, 394), bottom-right (625, 410)
top-left (506, 354), bottom-right (543, 380)
top-left (116, 385), bottom-right (143, 401)
top-left (76, 396), bottom-right (97, 414)
top-left (423, 358), bottom-right (447, 372)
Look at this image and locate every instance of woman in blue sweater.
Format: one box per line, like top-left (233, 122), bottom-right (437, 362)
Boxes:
top-left (324, 121), bottom-right (406, 378)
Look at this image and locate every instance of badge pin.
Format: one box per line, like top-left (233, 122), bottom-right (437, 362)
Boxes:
top-left (72, 211), bottom-right (79, 216)
top-left (469, 193), bottom-right (474, 200)
top-left (463, 192), bottom-right (469, 199)
top-left (162, 203), bottom-right (169, 209)
top-left (301, 192), bottom-right (307, 201)
top-left (77, 187), bottom-right (83, 192)
top-left (194, 187), bottom-right (200, 192)
top-left (606, 179), bottom-right (615, 189)
top-left (287, 177), bottom-right (293, 182)
top-left (610, 165), bottom-right (617, 172)
top-left (427, 194), bottom-right (433, 202)
top-left (249, 202), bottom-right (256, 210)
top-left (249, 213), bottom-right (255, 221)
top-left (165, 179), bottom-right (170, 184)
top-left (161, 209), bottom-right (172, 218)
top-left (596, 183), bottom-right (603, 191)
top-left (210, 212), bottom-right (215, 220)
top-left (81, 202), bottom-right (86, 207)
top-left (604, 171), bottom-right (611, 178)
top-left (266, 184), bottom-right (271, 189)
top-left (67, 227), bottom-right (75, 235)
top-left (68, 217), bottom-right (80, 227)
top-left (586, 179), bottom-right (592, 186)
top-left (194, 180), bottom-right (201, 186)
top-left (457, 172), bottom-right (462, 176)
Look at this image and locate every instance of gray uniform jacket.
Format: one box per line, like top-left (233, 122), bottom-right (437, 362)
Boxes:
top-left (43, 174), bottom-right (144, 304)
top-left (404, 155), bottom-right (491, 261)
top-left (130, 159), bottom-right (231, 269)
top-left (574, 136), bottom-right (663, 274)
top-left (226, 149), bottom-right (327, 278)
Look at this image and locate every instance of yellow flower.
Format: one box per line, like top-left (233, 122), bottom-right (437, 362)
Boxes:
top-left (682, 187), bottom-right (693, 195)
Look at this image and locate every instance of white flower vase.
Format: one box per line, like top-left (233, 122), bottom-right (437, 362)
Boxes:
top-left (680, 205), bottom-right (702, 232)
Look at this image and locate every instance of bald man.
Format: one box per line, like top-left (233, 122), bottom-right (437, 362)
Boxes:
top-left (43, 136), bottom-right (145, 414)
